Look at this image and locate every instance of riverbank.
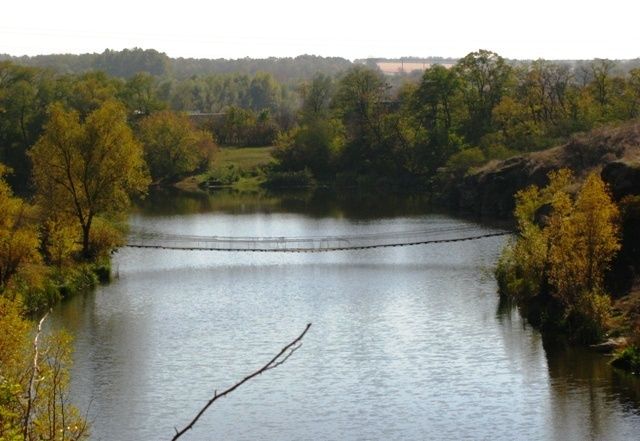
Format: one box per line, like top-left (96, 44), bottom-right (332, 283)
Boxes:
top-left (446, 121), bottom-right (640, 373)
top-left (19, 257), bottom-right (112, 315)
top-left (176, 145), bottom-right (275, 192)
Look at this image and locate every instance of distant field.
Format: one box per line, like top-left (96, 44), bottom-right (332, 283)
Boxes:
top-left (376, 61), bottom-right (454, 75)
top-left (213, 146), bottom-right (275, 173)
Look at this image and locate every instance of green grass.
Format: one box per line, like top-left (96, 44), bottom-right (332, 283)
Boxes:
top-left (213, 146), bottom-right (275, 174)
top-left (176, 146), bottom-right (275, 192)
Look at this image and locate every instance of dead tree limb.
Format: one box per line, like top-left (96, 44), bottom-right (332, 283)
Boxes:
top-left (23, 311), bottom-right (49, 439)
top-left (171, 323), bottom-right (312, 441)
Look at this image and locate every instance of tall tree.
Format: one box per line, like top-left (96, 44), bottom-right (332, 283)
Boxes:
top-left (299, 74), bottom-right (334, 123)
top-left (333, 66), bottom-right (393, 175)
top-left (30, 101), bottom-right (149, 257)
top-left (455, 50), bottom-right (512, 144)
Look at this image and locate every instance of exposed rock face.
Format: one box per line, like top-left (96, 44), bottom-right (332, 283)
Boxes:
top-left (452, 121), bottom-right (640, 217)
top-left (601, 158), bottom-right (640, 200)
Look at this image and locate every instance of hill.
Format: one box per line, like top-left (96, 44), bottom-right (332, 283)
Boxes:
top-left (450, 121), bottom-right (640, 217)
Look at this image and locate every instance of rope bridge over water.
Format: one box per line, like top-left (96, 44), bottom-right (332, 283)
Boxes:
top-left (125, 224), bottom-right (512, 253)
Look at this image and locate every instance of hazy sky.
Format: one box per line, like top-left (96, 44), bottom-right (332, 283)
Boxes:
top-left (2, 0), bottom-right (639, 60)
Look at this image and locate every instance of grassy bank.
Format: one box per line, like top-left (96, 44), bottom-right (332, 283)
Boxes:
top-left (20, 258), bottom-right (112, 315)
top-left (176, 146), bottom-right (275, 192)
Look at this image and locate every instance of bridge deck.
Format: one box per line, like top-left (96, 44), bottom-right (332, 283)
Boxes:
top-left (125, 225), bottom-right (512, 252)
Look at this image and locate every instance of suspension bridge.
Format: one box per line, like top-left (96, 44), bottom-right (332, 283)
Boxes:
top-left (124, 224), bottom-right (512, 253)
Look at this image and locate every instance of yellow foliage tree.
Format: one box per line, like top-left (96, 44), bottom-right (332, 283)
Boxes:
top-left (1, 296), bottom-right (89, 440)
top-left (30, 101), bottom-right (150, 258)
top-left (497, 169), bottom-right (621, 340)
top-left (0, 165), bottom-right (40, 292)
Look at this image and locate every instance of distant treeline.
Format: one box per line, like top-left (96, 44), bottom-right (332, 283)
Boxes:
top-left (3, 48), bottom-right (640, 193)
top-left (270, 50), bottom-right (640, 188)
top-left (0, 48), bottom-right (353, 82)
top-left (5, 48), bottom-right (640, 81)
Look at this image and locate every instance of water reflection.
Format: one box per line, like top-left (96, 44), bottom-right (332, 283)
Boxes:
top-left (136, 187), bottom-right (435, 220)
top-left (543, 336), bottom-right (640, 440)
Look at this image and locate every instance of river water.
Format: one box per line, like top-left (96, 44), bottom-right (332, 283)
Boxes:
top-left (50, 190), bottom-right (640, 440)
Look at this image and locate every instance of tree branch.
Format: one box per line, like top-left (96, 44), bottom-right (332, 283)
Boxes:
top-left (23, 310), bottom-right (49, 439)
top-left (171, 323), bottom-right (312, 441)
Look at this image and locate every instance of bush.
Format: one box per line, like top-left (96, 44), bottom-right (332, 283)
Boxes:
top-left (611, 346), bottom-right (640, 373)
top-left (262, 169), bottom-right (315, 188)
top-left (89, 217), bottom-right (125, 259)
top-left (445, 147), bottom-right (486, 175)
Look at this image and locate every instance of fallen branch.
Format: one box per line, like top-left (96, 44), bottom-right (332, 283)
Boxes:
top-left (171, 323), bottom-right (312, 441)
top-left (23, 311), bottom-right (49, 439)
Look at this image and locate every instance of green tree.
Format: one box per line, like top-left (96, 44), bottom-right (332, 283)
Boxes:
top-left (410, 65), bottom-right (462, 175)
top-left (333, 66), bottom-right (394, 175)
top-left (138, 111), bottom-right (216, 182)
top-left (455, 50), bottom-right (512, 144)
top-left (248, 72), bottom-right (281, 112)
top-left (30, 101), bottom-right (149, 258)
top-left (273, 119), bottom-right (343, 178)
top-left (119, 72), bottom-right (166, 118)
top-left (299, 74), bottom-right (334, 123)
top-left (0, 165), bottom-right (40, 290)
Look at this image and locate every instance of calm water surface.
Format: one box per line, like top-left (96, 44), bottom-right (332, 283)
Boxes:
top-left (50, 190), bottom-right (640, 440)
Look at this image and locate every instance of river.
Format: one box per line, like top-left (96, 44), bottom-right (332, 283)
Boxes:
top-left (49, 189), bottom-right (640, 440)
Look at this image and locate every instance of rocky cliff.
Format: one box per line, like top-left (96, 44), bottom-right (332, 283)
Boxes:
top-left (451, 121), bottom-right (640, 218)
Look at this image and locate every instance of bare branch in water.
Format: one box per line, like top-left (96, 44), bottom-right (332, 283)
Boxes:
top-left (171, 323), bottom-right (312, 441)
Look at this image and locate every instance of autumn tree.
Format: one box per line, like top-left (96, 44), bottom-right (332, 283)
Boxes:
top-left (0, 165), bottom-right (40, 290)
top-left (547, 173), bottom-right (620, 310)
top-left (30, 101), bottom-right (149, 258)
top-left (496, 170), bottom-right (621, 341)
top-left (0, 303), bottom-right (89, 440)
top-left (138, 111), bottom-right (216, 183)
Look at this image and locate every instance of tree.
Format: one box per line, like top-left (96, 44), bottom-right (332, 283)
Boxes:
top-left (0, 165), bottom-right (40, 290)
top-left (496, 170), bottom-right (621, 341)
top-left (413, 64), bottom-right (459, 134)
top-left (410, 65), bottom-right (462, 174)
top-left (248, 72), bottom-right (281, 112)
top-left (333, 66), bottom-right (393, 175)
top-left (299, 74), bottom-right (334, 123)
top-left (0, 62), bottom-right (54, 191)
top-left (30, 101), bottom-right (149, 258)
top-left (547, 172), bottom-right (621, 306)
top-left (119, 72), bottom-right (166, 118)
top-left (0, 306), bottom-right (89, 440)
top-left (138, 111), bottom-right (216, 183)
top-left (455, 50), bottom-right (512, 144)
top-left (66, 71), bottom-right (122, 118)
top-left (589, 59), bottom-right (616, 108)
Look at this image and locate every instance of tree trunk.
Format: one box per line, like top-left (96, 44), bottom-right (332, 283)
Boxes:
top-left (81, 220), bottom-right (92, 259)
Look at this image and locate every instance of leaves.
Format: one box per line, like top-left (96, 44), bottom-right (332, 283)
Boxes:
top-left (497, 169), bottom-right (621, 341)
top-left (30, 101), bottom-right (150, 257)
top-left (138, 111), bottom-right (216, 182)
